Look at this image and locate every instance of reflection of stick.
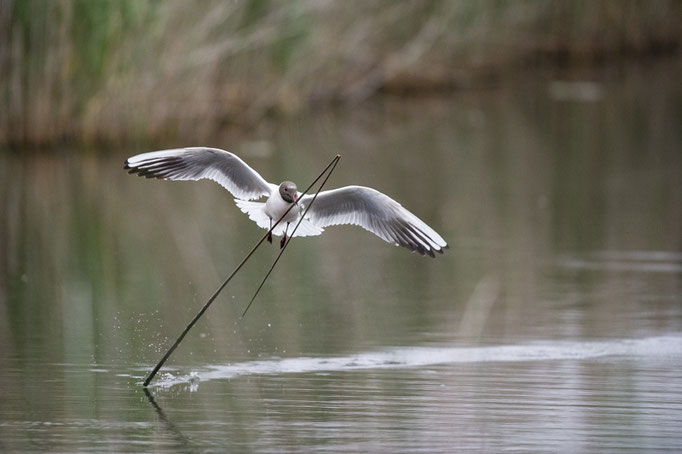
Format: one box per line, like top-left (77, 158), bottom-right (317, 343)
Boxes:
top-left (457, 276), bottom-right (499, 339)
top-left (241, 155), bottom-right (340, 318)
top-left (143, 154), bottom-right (341, 387)
top-left (143, 388), bottom-right (192, 449)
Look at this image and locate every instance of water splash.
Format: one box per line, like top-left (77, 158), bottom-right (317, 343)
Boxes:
top-left (150, 335), bottom-right (682, 389)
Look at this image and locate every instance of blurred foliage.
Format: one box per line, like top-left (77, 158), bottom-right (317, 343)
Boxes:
top-left (0, 0), bottom-right (680, 145)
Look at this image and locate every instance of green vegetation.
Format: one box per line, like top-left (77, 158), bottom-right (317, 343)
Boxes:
top-left (1, 0), bottom-right (680, 145)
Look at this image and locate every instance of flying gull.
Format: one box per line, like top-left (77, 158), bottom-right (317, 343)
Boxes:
top-left (124, 147), bottom-right (447, 257)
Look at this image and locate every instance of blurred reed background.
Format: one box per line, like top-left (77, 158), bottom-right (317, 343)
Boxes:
top-left (1, 0), bottom-right (680, 145)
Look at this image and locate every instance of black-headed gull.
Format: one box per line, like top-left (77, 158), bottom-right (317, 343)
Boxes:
top-left (125, 147), bottom-right (447, 257)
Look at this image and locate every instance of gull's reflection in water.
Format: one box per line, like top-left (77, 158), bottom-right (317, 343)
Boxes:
top-left (143, 388), bottom-right (194, 452)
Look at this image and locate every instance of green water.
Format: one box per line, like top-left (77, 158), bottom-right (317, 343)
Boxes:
top-left (1, 61), bottom-right (681, 452)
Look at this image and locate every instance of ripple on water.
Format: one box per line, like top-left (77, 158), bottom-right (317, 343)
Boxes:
top-left (150, 335), bottom-right (682, 389)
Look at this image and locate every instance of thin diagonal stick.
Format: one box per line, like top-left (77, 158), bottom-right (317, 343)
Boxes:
top-left (142, 154), bottom-right (341, 387)
top-left (241, 156), bottom-right (341, 318)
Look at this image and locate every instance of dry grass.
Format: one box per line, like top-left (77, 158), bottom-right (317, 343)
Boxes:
top-left (1, 0), bottom-right (681, 145)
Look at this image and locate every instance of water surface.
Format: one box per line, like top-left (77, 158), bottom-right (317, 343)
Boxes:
top-left (1, 61), bottom-right (681, 452)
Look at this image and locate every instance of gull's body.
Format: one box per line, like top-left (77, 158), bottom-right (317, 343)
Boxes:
top-left (263, 185), bottom-right (299, 225)
top-left (125, 147), bottom-right (447, 257)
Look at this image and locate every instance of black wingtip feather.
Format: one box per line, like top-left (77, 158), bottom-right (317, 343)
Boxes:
top-left (393, 219), bottom-right (442, 258)
top-left (125, 156), bottom-right (188, 179)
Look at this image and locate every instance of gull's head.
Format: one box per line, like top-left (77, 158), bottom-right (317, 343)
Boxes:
top-left (279, 181), bottom-right (298, 203)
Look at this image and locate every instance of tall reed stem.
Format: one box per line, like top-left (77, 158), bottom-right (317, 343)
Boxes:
top-left (240, 155), bottom-right (340, 317)
top-left (142, 154), bottom-right (341, 387)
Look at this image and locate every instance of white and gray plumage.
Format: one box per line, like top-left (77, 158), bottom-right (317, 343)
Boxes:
top-left (124, 147), bottom-right (448, 257)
